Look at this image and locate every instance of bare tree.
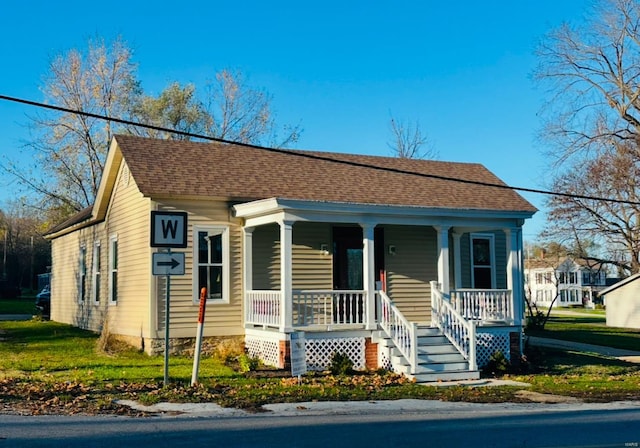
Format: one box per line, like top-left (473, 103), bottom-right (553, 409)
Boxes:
top-left (544, 143), bottom-right (640, 275)
top-left (134, 70), bottom-right (301, 148)
top-left (2, 39), bottom-right (301, 221)
top-left (202, 69), bottom-right (300, 147)
top-left (1, 36), bottom-right (139, 213)
top-left (535, 0), bottom-right (640, 274)
top-left (536, 0), bottom-right (640, 161)
top-left (387, 115), bottom-right (437, 159)
top-left (524, 243), bottom-right (570, 329)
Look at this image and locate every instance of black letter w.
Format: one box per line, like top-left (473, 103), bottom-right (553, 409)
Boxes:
top-left (161, 219), bottom-right (179, 239)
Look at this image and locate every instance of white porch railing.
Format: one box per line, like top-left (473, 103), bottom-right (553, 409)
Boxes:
top-left (293, 290), bottom-right (366, 326)
top-left (431, 281), bottom-right (477, 371)
top-left (378, 290), bottom-right (418, 374)
top-left (245, 290), bottom-right (281, 328)
top-left (450, 289), bottom-right (513, 323)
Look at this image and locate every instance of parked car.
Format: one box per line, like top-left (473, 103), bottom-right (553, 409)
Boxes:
top-left (35, 286), bottom-right (50, 317)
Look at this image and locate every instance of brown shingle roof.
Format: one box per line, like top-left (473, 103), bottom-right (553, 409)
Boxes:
top-left (114, 134), bottom-right (537, 213)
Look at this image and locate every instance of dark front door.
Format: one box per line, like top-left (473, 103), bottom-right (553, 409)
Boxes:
top-left (333, 227), bottom-right (363, 290)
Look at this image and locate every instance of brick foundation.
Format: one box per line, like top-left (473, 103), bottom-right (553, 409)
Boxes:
top-left (509, 332), bottom-right (522, 367)
top-left (364, 338), bottom-right (378, 370)
top-left (279, 339), bottom-right (291, 370)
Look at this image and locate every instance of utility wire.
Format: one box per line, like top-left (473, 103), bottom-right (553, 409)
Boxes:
top-left (2, 93), bottom-right (639, 206)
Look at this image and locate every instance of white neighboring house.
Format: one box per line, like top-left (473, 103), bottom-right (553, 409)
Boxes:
top-left (525, 258), bottom-right (607, 308)
top-left (599, 274), bottom-right (640, 329)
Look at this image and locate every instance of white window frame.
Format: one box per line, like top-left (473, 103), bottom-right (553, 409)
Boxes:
top-left (108, 234), bottom-right (118, 305)
top-left (78, 245), bottom-right (87, 303)
top-left (193, 225), bottom-right (230, 304)
top-left (470, 233), bottom-right (496, 289)
top-left (92, 240), bottom-right (101, 305)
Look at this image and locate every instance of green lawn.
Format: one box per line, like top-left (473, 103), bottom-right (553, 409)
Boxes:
top-left (0, 298), bottom-right (37, 315)
top-left (528, 314), bottom-right (640, 351)
top-left (0, 319), bottom-right (639, 414)
top-left (0, 320), bottom-right (235, 382)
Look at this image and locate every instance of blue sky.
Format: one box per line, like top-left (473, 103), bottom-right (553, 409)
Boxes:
top-left (0, 1), bottom-right (589, 239)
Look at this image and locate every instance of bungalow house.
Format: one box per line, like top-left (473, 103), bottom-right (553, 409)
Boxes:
top-left (45, 135), bottom-right (536, 382)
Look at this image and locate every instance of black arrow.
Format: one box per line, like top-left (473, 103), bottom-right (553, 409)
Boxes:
top-left (157, 258), bottom-right (180, 269)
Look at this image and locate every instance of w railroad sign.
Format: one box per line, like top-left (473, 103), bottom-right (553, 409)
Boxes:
top-left (151, 211), bottom-right (188, 248)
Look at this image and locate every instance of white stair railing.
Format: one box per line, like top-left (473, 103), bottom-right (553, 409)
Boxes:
top-left (378, 291), bottom-right (418, 374)
top-left (430, 281), bottom-right (477, 371)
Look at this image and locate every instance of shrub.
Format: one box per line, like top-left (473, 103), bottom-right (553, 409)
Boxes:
top-left (329, 352), bottom-right (354, 375)
top-left (238, 353), bottom-right (260, 373)
top-left (482, 351), bottom-right (510, 377)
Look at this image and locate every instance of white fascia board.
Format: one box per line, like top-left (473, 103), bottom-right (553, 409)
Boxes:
top-left (234, 197), bottom-right (532, 229)
top-left (92, 138), bottom-right (122, 221)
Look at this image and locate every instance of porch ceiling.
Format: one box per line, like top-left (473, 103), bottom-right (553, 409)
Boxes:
top-left (233, 197), bottom-right (532, 229)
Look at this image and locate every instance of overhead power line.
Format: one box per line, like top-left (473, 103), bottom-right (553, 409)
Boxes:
top-left (2, 93), bottom-right (639, 207)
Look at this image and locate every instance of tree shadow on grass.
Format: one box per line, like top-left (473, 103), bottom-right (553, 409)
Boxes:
top-left (531, 346), bottom-right (639, 375)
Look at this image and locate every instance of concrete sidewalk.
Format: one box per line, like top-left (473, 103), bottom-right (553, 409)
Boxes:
top-left (528, 336), bottom-right (640, 363)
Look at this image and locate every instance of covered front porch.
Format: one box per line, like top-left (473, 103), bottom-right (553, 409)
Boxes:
top-left (234, 198), bottom-right (527, 374)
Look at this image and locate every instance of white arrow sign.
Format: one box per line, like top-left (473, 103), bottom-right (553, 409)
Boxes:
top-left (152, 252), bottom-right (185, 276)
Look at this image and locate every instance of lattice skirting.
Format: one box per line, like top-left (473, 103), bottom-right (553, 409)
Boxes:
top-left (378, 345), bottom-right (393, 371)
top-left (245, 335), bottom-right (281, 368)
top-left (306, 337), bottom-right (366, 371)
top-left (476, 329), bottom-right (512, 368)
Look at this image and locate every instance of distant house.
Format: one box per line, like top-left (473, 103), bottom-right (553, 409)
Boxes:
top-left (525, 258), bottom-right (607, 308)
top-left (599, 274), bottom-right (640, 329)
top-left (45, 135), bottom-right (536, 382)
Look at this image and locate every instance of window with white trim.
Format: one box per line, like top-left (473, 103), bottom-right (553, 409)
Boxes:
top-left (79, 245), bottom-right (87, 303)
top-left (92, 241), bottom-right (101, 304)
top-left (194, 226), bottom-right (229, 302)
top-left (470, 234), bottom-right (495, 289)
top-left (109, 235), bottom-right (118, 304)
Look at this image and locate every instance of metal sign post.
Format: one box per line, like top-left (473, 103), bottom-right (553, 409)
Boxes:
top-left (163, 249), bottom-right (171, 386)
top-left (150, 211), bottom-right (188, 387)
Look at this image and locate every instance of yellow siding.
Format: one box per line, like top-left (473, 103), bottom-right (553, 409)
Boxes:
top-left (252, 222), bottom-right (333, 291)
top-left (292, 222), bottom-right (333, 290)
top-left (103, 162), bottom-right (152, 339)
top-left (384, 225), bottom-right (436, 323)
top-left (51, 161), bottom-right (153, 338)
top-left (50, 224), bottom-right (107, 332)
top-left (154, 199), bottom-right (243, 338)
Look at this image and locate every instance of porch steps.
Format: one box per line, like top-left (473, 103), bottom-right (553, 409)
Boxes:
top-left (375, 325), bottom-right (480, 383)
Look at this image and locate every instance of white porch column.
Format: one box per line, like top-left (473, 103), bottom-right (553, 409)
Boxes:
top-left (242, 227), bottom-right (254, 294)
top-left (435, 226), bottom-right (450, 294)
top-left (279, 220), bottom-right (294, 333)
top-left (242, 227), bottom-right (254, 328)
top-left (505, 227), bottom-right (524, 325)
top-left (452, 231), bottom-right (462, 290)
top-left (361, 223), bottom-right (376, 330)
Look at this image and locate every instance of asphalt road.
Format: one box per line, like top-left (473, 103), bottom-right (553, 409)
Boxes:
top-left (2, 400), bottom-right (640, 448)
